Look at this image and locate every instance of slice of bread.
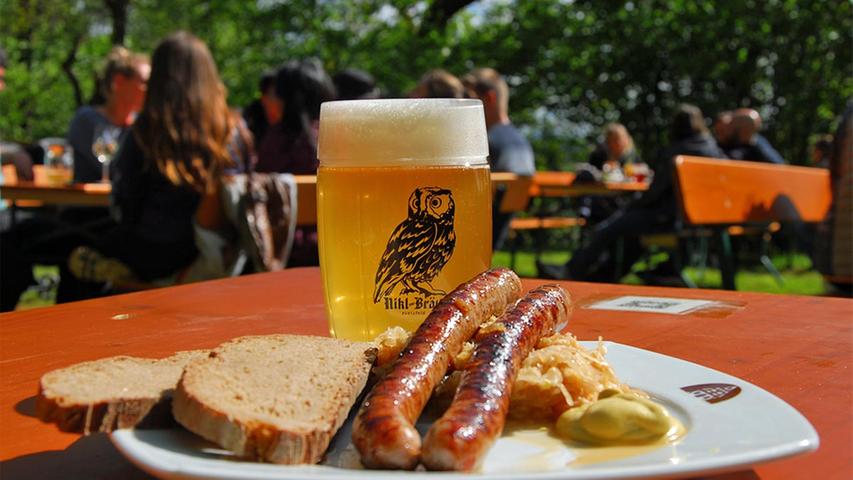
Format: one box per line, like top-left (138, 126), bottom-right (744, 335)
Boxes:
top-left (36, 350), bottom-right (209, 434)
top-left (172, 334), bottom-right (376, 465)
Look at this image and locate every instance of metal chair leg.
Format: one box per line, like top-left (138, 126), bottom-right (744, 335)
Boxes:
top-left (717, 230), bottom-right (737, 290)
top-left (761, 255), bottom-right (785, 286)
top-left (759, 231), bottom-right (784, 286)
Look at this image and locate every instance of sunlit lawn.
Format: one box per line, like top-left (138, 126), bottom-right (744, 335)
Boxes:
top-left (492, 249), bottom-right (827, 296)
top-left (15, 250), bottom-right (832, 311)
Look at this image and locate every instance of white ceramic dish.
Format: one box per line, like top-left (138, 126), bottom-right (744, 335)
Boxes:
top-left (111, 342), bottom-right (818, 479)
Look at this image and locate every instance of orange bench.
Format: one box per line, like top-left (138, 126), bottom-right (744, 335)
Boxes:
top-left (671, 155), bottom-right (832, 289)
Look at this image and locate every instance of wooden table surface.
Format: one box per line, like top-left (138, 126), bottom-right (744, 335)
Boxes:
top-left (530, 171), bottom-right (649, 197)
top-left (1, 173), bottom-right (528, 226)
top-left (0, 268), bottom-right (850, 479)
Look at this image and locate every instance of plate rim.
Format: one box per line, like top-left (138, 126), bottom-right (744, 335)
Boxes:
top-left (110, 341), bottom-right (820, 480)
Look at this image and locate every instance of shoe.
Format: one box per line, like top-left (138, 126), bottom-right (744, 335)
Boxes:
top-left (535, 260), bottom-right (569, 280)
top-left (68, 246), bottom-right (136, 284)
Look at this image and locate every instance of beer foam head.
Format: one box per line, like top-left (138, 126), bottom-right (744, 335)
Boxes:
top-left (318, 99), bottom-right (488, 166)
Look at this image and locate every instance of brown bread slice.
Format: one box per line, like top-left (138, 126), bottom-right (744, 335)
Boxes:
top-left (172, 334), bottom-right (376, 464)
top-left (36, 350), bottom-right (209, 434)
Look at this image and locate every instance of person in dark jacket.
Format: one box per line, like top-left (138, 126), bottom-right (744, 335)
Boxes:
top-left (255, 59), bottom-right (336, 266)
top-left (256, 59), bottom-right (336, 175)
top-left (241, 70), bottom-right (281, 146)
top-left (537, 104), bottom-right (725, 281)
top-left (723, 108), bottom-right (786, 164)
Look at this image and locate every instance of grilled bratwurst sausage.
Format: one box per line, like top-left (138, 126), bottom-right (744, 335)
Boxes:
top-left (421, 284), bottom-right (572, 471)
top-left (353, 268), bottom-right (523, 470)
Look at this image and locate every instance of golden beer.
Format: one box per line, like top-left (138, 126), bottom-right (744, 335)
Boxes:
top-left (317, 99), bottom-right (491, 341)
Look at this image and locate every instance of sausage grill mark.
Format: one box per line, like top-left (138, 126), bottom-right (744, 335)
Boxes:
top-left (421, 284), bottom-right (572, 471)
top-left (352, 268), bottom-right (523, 470)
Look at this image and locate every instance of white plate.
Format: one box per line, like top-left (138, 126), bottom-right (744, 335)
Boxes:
top-left (110, 342), bottom-right (818, 479)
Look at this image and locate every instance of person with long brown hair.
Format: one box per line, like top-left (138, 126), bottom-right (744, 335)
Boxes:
top-left (106, 31), bottom-right (236, 281)
top-left (1, 32), bottom-right (237, 311)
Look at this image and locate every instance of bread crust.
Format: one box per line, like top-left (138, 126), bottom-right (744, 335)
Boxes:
top-left (36, 351), bottom-right (207, 434)
top-left (35, 391), bottom-right (172, 434)
top-left (172, 335), bottom-right (376, 464)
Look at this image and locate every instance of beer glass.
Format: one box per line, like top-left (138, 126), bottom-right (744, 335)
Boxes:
top-left (317, 99), bottom-right (492, 341)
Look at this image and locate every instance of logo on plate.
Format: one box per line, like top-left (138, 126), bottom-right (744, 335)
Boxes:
top-left (681, 383), bottom-right (742, 404)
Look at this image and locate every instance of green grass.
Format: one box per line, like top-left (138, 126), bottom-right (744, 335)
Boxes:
top-left (13, 250), bottom-right (832, 311)
top-left (492, 250), bottom-right (828, 295)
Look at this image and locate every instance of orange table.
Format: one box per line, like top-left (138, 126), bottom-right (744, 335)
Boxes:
top-left (1, 173), bottom-right (529, 228)
top-left (529, 171), bottom-right (648, 198)
top-left (0, 268), bottom-right (850, 479)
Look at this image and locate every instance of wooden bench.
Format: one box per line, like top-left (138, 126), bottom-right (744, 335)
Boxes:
top-left (670, 155), bottom-right (832, 290)
top-left (504, 172), bottom-right (587, 269)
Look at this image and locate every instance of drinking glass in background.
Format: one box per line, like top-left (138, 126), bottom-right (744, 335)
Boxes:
top-left (632, 162), bottom-right (652, 184)
top-left (39, 138), bottom-right (74, 186)
top-left (92, 124), bottom-right (121, 183)
top-left (317, 99), bottom-right (492, 342)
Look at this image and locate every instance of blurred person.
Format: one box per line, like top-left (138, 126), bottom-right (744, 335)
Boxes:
top-left (333, 68), bottom-right (379, 100)
top-left (724, 108), bottom-right (785, 164)
top-left (0, 46), bottom-right (34, 183)
top-left (581, 123), bottom-right (643, 224)
top-left (462, 67), bottom-right (535, 250)
top-left (242, 70), bottom-right (282, 146)
top-left (410, 69), bottom-right (465, 99)
top-left (256, 58), bottom-right (336, 174)
top-left (255, 58), bottom-right (336, 267)
top-left (67, 46), bottom-right (150, 183)
top-left (811, 134), bottom-right (833, 168)
top-left (814, 102), bottom-right (853, 293)
top-left (712, 110), bottom-right (734, 148)
top-left (537, 104), bottom-right (724, 282)
top-left (1, 31), bottom-right (238, 311)
top-left (587, 123), bottom-right (641, 171)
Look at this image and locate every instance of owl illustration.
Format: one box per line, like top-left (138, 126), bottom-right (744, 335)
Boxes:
top-left (373, 187), bottom-right (456, 303)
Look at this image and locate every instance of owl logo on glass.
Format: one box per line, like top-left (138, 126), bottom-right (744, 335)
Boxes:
top-left (681, 383), bottom-right (742, 404)
top-left (373, 187), bottom-right (456, 308)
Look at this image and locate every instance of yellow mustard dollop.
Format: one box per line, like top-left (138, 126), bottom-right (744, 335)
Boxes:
top-left (555, 392), bottom-right (675, 445)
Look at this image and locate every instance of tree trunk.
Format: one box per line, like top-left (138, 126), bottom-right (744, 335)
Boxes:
top-left (105, 0), bottom-right (129, 45)
top-left (62, 34), bottom-right (86, 108)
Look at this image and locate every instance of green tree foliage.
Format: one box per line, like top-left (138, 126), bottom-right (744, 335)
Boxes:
top-left (1, 0), bottom-right (850, 167)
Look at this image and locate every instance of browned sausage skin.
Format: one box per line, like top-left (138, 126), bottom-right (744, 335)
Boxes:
top-left (421, 284), bottom-right (572, 471)
top-left (352, 268), bottom-right (523, 470)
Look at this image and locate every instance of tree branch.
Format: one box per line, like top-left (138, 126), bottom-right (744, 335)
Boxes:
top-left (61, 33), bottom-right (86, 108)
top-left (421, 0), bottom-right (476, 34)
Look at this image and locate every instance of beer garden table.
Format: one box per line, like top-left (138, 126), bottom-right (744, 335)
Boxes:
top-left (0, 171), bottom-right (528, 227)
top-left (0, 267), bottom-right (849, 479)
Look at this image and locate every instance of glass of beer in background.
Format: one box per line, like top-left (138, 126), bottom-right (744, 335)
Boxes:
top-left (317, 99), bottom-right (492, 342)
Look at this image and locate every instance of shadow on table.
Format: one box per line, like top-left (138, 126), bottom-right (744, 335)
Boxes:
top-left (14, 395), bottom-right (36, 418)
top-left (691, 471), bottom-right (760, 480)
top-left (0, 433), bottom-right (152, 479)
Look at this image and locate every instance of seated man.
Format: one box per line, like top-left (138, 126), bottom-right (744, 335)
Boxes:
top-left (462, 68), bottom-right (535, 250)
top-left (724, 108), bottom-right (786, 164)
top-left (537, 104), bottom-right (724, 282)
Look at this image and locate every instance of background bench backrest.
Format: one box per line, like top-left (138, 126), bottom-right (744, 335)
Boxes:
top-left (491, 172), bottom-right (533, 213)
top-left (674, 155), bottom-right (832, 225)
